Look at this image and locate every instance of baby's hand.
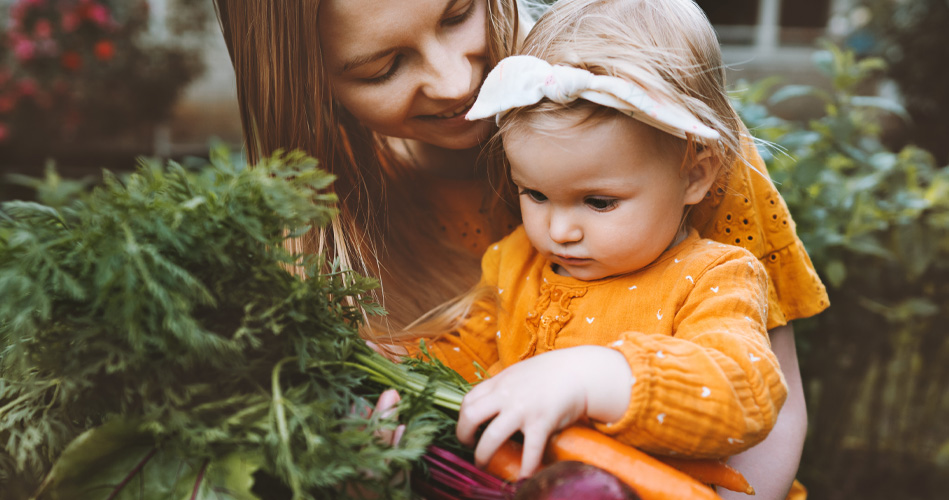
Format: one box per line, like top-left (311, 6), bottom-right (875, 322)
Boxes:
top-left (455, 345), bottom-right (634, 478)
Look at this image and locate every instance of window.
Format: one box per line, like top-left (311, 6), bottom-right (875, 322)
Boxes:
top-left (695, 0), bottom-right (832, 48)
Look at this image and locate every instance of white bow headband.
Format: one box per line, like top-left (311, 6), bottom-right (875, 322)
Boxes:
top-left (466, 55), bottom-right (720, 142)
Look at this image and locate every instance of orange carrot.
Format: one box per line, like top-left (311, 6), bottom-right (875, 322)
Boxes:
top-left (486, 425), bottom-right (722, 500)
top-left (655, 456), bottom-right (755, 495)
top-left (485, 439), bottom-right (525, 483)
top-left (547, 426), bottom-right (721, 500)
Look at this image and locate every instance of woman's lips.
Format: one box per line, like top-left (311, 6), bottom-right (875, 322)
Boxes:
top-left (435, 94), bottom-right (477, 119)
top-left (420, 94), bottom-right (478, 121)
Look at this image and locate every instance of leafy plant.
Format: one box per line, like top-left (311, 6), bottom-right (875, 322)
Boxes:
top-left (734, 43), bottom-right (949, 499)
top-left (0, 147), bottom-right (459, 499)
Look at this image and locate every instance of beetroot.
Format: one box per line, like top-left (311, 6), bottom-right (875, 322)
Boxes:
top-left (514, 461), bottom-right (641, 500)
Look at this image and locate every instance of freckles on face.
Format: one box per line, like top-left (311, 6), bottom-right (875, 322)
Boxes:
top-left (318, 0), bottom-right (493, 150)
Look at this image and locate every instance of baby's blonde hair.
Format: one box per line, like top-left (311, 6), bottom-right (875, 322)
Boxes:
top-left (497, 0), bottom-right (743, 182)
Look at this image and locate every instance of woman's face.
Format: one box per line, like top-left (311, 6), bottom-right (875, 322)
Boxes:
top-left (319, 0), bottom-right (494, 150)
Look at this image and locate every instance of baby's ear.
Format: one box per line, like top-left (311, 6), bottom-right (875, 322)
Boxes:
top-left (683, 147), bottom-right (722, 206)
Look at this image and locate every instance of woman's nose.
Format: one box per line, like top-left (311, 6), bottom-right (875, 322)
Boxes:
top-left (421, 41), bottom-right (471, 101)
top-left (548, 210), bottom-right (583, 245)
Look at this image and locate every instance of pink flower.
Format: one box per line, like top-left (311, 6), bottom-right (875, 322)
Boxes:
top-left (34, 19), bottom-right (53, 38)
top-left (13, 39), bottom-right (35, 61)
top-left (17, 78), bottom-right (37, 97)
top-left (61, 12), bottom-right (80, 32)
top-left (89, 4), bottom-right (110, 26)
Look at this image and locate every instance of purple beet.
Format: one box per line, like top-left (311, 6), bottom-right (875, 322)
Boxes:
top-left (514, 461), bottom-right (641, 500)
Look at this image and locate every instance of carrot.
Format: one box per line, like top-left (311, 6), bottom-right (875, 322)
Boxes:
top-left (486, 426), bottom-right (722, 500)
top-left (655, 456), bottom-right (755, 495)
top-left (485, 439), bottom-right (525, 483)
top-left (547, 426), bottom-right (721, 500)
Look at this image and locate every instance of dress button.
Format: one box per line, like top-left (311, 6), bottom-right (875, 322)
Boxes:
top-left (551, 289), bottom-right (562, 300)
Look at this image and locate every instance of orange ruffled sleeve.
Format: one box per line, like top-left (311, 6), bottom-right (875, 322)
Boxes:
top-left (595, 247), bottom-right (788, 458)
top-left (690, 135), bottom-right (829, 328)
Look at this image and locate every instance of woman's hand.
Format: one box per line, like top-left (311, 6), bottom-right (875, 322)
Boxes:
top-left (370, 388), bottom-right (406, 447)
top-left (455, 345), bottom-right (634, 478)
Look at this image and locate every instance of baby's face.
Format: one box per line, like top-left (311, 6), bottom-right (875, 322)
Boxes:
top-left (505, 115), bottom-right (691, 281)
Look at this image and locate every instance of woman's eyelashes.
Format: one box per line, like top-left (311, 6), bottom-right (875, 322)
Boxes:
top-left (363, 55), bottom-right (404, 85)
top-left (443, 0), bottom-right (476, 27)
top-left (362, 1), bottom-right (474, 85)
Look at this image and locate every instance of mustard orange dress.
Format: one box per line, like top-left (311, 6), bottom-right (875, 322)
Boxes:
top-left (422, 138), bottom-right (825, 498)
top-left (426, 226), bottom-right (788, 457)
top-left (427, 137), bottom-right (830, 329)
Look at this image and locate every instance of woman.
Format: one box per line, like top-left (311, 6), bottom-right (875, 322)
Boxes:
top-left (212, 1), bottom-right (826, 499)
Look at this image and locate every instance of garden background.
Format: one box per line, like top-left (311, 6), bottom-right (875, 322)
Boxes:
top-left (1, 0), bottom-right (947, 499)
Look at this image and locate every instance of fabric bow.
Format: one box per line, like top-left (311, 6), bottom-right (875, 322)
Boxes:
top-left (466, 55), bottom-right (720, 141)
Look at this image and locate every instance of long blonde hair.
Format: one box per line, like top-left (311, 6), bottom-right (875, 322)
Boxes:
top-left (212, 1), bottom-right (525, 335)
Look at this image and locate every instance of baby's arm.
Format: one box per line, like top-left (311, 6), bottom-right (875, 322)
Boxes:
top-left (595, 249), bottom-right (787, 458)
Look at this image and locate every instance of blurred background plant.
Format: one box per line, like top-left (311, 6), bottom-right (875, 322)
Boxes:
top-left (734, 43), bottom-right (949, 500)
top-left (0, 0), bottom-right (206, 164)
top-left (838, 0), bottom-right (949, 164)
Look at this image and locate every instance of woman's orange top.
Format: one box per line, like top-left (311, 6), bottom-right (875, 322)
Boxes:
top-left (427, 137), bottom-right (829, 329)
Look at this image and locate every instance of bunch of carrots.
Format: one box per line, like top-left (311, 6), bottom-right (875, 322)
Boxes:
top-left (355, 349), bottom-right (755, 499)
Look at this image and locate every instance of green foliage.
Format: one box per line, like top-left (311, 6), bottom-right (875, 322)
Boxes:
top-left (0, 148), bottom-right (453, 499)
top-left (734, 43), bottom-right (949, 499)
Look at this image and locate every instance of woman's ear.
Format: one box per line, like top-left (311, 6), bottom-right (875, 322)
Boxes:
top-left (683, 148), bottom-right (723, 206)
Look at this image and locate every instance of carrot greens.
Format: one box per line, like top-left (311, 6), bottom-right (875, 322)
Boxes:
top-left (0, 148), bottom-right (466, 499)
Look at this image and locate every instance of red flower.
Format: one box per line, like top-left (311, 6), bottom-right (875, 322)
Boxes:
top-left (89, 4), bottom-right (110, 26)
top-left (0, 95), bottom-right (14, 113)
top-left (94, 40), bottom-right (115, 61)
top-left (17, 78), bottom-right (37, 97)
top-left (13, 39), bottom-right (35, 62)
top-left (34, 19), bottom-right (53, 38)
top-left (61, 51), bottom-right (82, 71)
top-left (61, 12), bottom-right (80, 32)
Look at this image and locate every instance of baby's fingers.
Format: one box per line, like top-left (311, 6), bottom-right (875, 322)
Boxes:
top-left (456, 388), bottom-right (499, 446)
top-left (472, 413), bottom-right (521, 468)
top-left (518, 426), bottom-right (551, 479)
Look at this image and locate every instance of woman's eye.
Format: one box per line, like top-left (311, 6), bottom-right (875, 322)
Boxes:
top-left (520, 189), bottom-right (548, 203)
top-left (585, 197), bottom-right (618, 211)
top-left (442, 0), bottom-right (475, 26)
top-left (364, 55), bottom-right (403, 84)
